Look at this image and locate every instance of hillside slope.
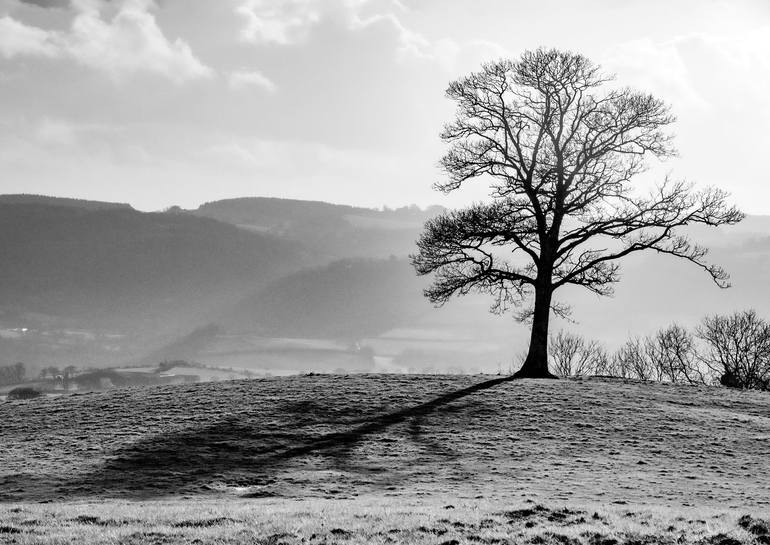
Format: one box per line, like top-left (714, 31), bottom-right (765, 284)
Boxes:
top-left (190, 197), bottom-right (442, 259)
top-left (192, 197), bottom-right (770, 345)
top-left (0, 194), bottom-right (133, 210)
top-left (0, 204), bottom-right (308, 325)
top-left (1, 375), bottom-right (768, 508)
top-left (0, 203), bottom-right (309, 366)
top-left (2, 194), bottom-right (770, 374)
top-left (220, 258), bottom-right (428, 338)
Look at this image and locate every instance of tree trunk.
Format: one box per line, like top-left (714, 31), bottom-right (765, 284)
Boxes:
top-left (514, 282), bottom-right (557, 379)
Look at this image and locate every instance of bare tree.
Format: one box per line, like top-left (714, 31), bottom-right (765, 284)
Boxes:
top-left (412, 48), bottom-right (743, 378)
top-left (649, 324), bottom-right (706, 384)
top-left (613, 337), bottom-right (656, 380)
top-left (589, 348), bottom-right (614, 377)
top-left (549, 330), bottom-right (606, 377)
top-left (696, 310), bottom-right (770, 390)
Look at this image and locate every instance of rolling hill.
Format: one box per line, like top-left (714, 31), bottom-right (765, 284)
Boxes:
top-left (0, 194), bottom-right (133, 210)
top-left (2, 194), bottom-right (770, 376)
top-left (190, 197), bottom-right (443, 259)
top-left (0, 375), bottom-right (768, 543)
top-left (0, 201), bottom-right (310, 368)
top-left (220, 258), bottom-right (428, 339)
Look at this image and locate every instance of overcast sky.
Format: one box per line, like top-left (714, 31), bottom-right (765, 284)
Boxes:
top-left (0, 0), bottom-right (768, 212)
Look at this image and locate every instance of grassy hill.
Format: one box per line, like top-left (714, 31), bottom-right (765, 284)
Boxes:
top-left (0, 375), bottom-right (768, 543)
top-left (0, 375), bottom-right (770, 545)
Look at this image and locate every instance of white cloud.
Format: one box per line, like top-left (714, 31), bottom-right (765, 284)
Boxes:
top-left (0, 0), bottom-right (213, 82)
top-left (227, 69), bottom-right (277, 93)
top-left (353, 13), bottom-right (507, 73)
top-left (31, 117), bottom-right (123, 147)
top-left (0, 15), bottom-right (58, 58)
top-left (236, 0), bottom-right (321, 45)
top-left (65, 0), bottom-right (213, 82)
top-left (693, 25), bottom-right (770, 98)
top-left (602, 38), bottom-right (711, 112)
top-left (349, 11), bottom-right (431, 60)
top-left (35, 118), bottom-right (78, 145)
top-left (604, 26), bottom-right (770, 114)
top-left (234, 0), bottom-right (507, 72)
top-left (206, 137), bottom-right (401, 176)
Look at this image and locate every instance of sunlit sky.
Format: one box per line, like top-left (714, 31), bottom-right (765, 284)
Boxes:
top-left (1, 0), bottom-right (769, 212)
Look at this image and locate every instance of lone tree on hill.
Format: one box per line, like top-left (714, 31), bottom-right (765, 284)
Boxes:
top-left (411, 48), bottom-right (743, 379)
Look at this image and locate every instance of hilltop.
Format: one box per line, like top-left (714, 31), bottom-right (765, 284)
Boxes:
top-left (0, 375), bottom-right (768, 543)
top-left (0, 194), bottom-right (133, 210)
top-left (1, 375), bottom-right (768, 506)
top-left (190, 196), bottom-right (443, 259)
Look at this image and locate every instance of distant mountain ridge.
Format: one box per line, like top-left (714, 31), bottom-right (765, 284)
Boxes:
top-left (189, 197), bottom-right (444, 259)
top-left (0, 194), bottom-right (133, 210)
top-left (1, 193), bottom-right (769, 375)
top-left (0, 201), bottom-right (311, 368)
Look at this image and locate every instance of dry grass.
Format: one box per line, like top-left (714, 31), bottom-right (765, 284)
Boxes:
top-left (0, 497), bottom-right (768, 545)
top-left (1, 374), bottom-right (769, 543)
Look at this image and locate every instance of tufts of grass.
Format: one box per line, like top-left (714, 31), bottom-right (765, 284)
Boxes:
top-left (0, 498), bottom-right (768, 545)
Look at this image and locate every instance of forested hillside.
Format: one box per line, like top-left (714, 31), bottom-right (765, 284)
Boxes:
top-left (191, 197), bottom-right (442, 259)
top-left (1, 195), bottom-right (769, 376)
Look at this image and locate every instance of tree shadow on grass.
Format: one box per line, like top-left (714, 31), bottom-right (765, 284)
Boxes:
top-left (56, 375), bottom-right (519, 500)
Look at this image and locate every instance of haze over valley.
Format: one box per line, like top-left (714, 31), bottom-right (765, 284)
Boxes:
top-left (1, 193), bottom-right (768, 380)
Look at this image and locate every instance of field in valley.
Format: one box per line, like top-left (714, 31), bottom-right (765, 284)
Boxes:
top-left (0, 375), bottom-right (768, 544)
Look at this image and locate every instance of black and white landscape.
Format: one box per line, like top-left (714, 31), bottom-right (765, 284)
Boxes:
top-left (0, 1), bottom-right (769, 544)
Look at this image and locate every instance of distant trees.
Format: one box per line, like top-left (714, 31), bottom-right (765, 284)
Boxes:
top-left (696, 310), bottom-right (770, 390)
top-left (549, 331), bottom-right (608, 377)
top-left (0, 362), bottom-right (25, 386)
top-left (649, 325), bottom-right (704, 384)
top-left (609, 326), bottom-right (704, 384)
top-left (39, 366), bottom-right (62, 380)
top-left (412, 48), bottom-right (743, 378)
top-left (612, 337), bottom-right (657, 380)
top-left (552, 310), bottom-right (770, 391)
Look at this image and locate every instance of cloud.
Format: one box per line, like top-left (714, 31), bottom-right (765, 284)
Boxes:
top-left (66, 0), bottom-right (213, 82)
top-left (236, 0), bottom-right (321, 45)
top-left (693, 25), bottom-right (770, 98)
top-left (31, 117), bottom-right (123, 147)
top-left (349, 11), bottom-right (432, 60)
top-left (604, 26), bottom-right (770, 115)
top-left (0, 0), bottom-right (213, 82)
top-left (602, 38), bottom-right (711, 112)
top-left (18, 0), bottom-right (69, 8)
top-left (34, 118), bottom-right (79, 145)
top-left (0, 15), bottom-right (59, 58)
top-left (234, 0), bottom-right (507, 72)
top-left (206, 136), bottom-right (400, 174)
top-left (227, 69), bottom-right (277, 92)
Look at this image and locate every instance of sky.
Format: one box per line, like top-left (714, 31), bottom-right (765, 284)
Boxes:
top-left (0, 0), bottom-right (769, 212)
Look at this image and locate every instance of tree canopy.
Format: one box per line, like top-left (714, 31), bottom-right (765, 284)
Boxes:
top-left (412, 48), bottom-right (744, 378)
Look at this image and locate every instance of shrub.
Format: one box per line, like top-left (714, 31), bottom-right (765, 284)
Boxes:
top-left (610, 325), bottom-right (707, 384)
top-left (7, 386), bottom-right (42, 400)
top-left (549, 331), bottom-right (608, 377)
top-left (612, 337), bottom-right (656, 380)
top-left (648, 324), bottom-right (706, 384)
top-left (696, 310), bottom-right (770, 390)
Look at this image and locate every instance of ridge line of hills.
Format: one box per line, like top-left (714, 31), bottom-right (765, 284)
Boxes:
top-left (0, 193), bottom-right (769, 378)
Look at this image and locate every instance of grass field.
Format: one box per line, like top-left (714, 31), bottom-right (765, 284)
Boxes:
top-left (1, 375), bottom-right (769, 543)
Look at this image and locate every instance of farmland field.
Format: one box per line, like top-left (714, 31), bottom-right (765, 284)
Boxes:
top-left (1, 375), bottom-right (769, 543)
